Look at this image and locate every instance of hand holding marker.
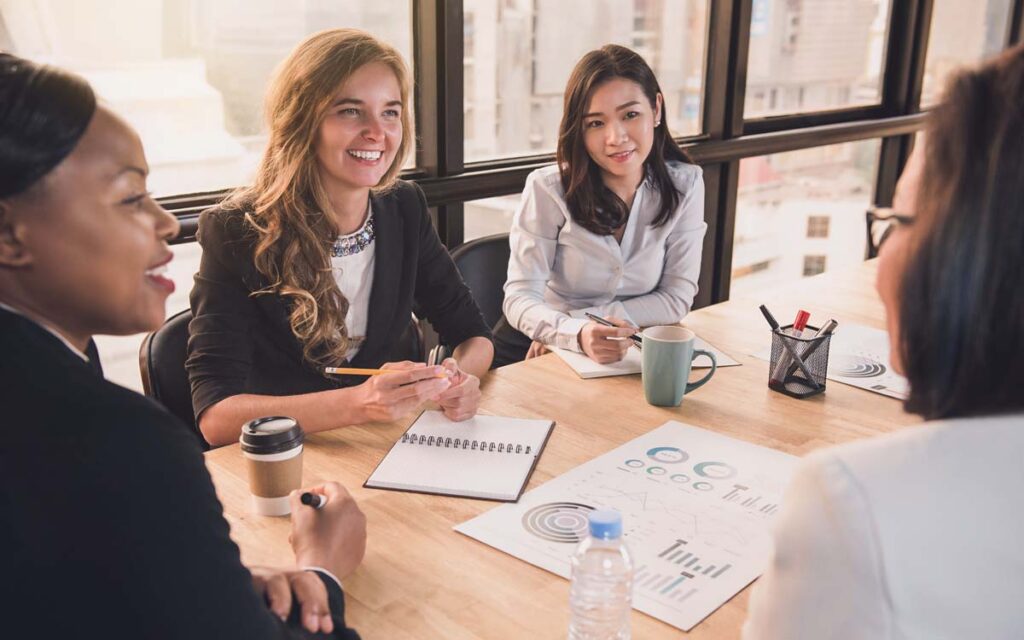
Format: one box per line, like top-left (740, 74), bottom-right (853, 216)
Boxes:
top-left (300, 492), bottom-right (327, 510)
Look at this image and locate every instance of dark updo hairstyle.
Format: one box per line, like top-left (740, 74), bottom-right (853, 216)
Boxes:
top-left (898, 43), bottom-right (1024, 420)
top-left (0, 53), bottom-right (96, 198)
top-left (557, 44), bottom-right (693, 236)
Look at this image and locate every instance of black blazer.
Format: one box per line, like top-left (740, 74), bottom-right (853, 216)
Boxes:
top-left (186, 180), bottom-right (491, 420)
top-left (0, 307), bottom-right (360, 639)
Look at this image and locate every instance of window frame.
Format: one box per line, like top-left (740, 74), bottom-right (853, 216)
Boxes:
top-left (147, 0), bottom-right (1023, 307)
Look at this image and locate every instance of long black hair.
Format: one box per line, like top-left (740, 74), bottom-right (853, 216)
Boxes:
top-left (898, 43), bottom-right (1024, 420)
top-left (0, 53), bottom-right (96, 198)
top-left (556, 45), bottom-right (693, 236)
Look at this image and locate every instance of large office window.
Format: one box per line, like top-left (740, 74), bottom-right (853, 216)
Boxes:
top-left (731, 140), bottom-right (881, 298)
top-left (920, 0), bottom-right (1014, 106)
top-left (0, 0), bottom-right (413, 197)
top-left (744, 0), bottom-right (891, 118)
top-left (463, 0), bottom-right (709, 162)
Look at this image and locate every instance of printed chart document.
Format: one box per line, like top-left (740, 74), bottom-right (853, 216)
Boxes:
top-left (753, 322), bottom-right (909, 399)
top-left (456, 421), bottom-right (797, 631)
top-left (365, 410), bottom-right (554, 502)
top-left (551, 336), bottom-right (740, 379)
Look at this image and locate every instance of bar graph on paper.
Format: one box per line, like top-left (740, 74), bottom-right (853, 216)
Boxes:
top-left (456, 421), bottom-right (798, 631)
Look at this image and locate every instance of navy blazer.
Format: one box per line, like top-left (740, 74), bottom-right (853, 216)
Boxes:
top-left (186, 180), bottom-right (491, 420)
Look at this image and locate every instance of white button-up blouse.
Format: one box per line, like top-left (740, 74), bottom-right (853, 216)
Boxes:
top-left (503, 161), bottom-right (706, 352)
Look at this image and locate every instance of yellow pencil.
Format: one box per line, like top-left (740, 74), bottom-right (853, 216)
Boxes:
top-left (324, 366), bottom-right (448, 378)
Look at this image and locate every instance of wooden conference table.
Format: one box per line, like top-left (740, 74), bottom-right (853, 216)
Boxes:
top-left (205, 260), bottom-right (919, 639)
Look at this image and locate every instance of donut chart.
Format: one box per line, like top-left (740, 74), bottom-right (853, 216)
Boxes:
top-left (693, 461), bottom-right (737, 480)
top-left (832, 355), bottom-right (887, 378)
top-left (646, 446), bottom-right (689, 464)
top-left (521, 502), bottom-right (595, 543)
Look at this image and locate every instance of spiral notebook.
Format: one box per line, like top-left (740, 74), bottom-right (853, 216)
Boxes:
top-left (364, 410), bottom-right (555, 502)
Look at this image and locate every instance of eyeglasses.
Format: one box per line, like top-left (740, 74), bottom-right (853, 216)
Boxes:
top-left (866, 206), bottom-right (915, 227)
top-left (865, 206), bottom-right (914, 259)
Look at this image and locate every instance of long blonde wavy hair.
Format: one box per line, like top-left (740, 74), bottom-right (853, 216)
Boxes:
top-left (227, 29), bottom-right (414, 370)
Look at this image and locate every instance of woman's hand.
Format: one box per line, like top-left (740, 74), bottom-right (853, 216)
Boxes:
top-left (290, 482), bottom-right (367, 581)
top-left (250, 566), bottom-right (334, 634)
top-left (350, 361), bottom-right (451, 423)
top-left (525, 340), bottom-right (550, 359)
top-left (435, 358), bottom-right (481, 421)
top-left (577, 317), bottom-right (637, 364)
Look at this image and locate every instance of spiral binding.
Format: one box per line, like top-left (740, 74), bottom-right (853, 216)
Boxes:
top-left (400, 432), bottom-right (532, 455)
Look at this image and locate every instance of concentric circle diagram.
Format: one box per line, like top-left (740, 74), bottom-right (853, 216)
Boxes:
top-left (521, 502), bottom-right (595, 544)
top-left (832, 355), bottom-right (887, 378)
top-left (693, 461), bottom-right (737, 480)
top-left (646, 446), bottom-right (689, 464)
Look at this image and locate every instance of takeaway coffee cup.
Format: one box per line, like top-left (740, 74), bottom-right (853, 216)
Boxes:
top-left (642, 326), bottom-right (717, 407)
top-left (240, 416), bottom-right (304, 516)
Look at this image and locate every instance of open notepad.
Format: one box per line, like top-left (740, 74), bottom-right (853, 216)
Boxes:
top-left (364, 410), bottom-right (554, 502)
top-left (551, 336), bottom-right (740, 379)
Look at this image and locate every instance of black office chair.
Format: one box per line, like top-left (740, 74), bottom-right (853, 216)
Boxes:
top-left (140, 309), bottom-right (424, 450)
top-left (450, 233), bottom-right (511, 330)
top-left (139, 308), bottom-right (205, 448)
top-left (427, 233), bottom-right (512, 365)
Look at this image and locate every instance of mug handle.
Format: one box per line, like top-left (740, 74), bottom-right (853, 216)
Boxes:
top-left (685, 350), bottom-right (717, 394)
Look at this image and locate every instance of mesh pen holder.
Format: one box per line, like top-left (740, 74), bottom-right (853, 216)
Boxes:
top-left (768, 325), bottom-right (832, 399)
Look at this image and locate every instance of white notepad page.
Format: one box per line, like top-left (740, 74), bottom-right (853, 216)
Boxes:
top-left (551, 336), bottom-right (739, 379)
top-left (365, 410), bottom-right (554, 502)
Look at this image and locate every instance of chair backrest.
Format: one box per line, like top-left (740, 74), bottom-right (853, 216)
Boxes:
top-left (450, 233), bottom-right (511, 330)
top-left (139, 308), bottom-right (206, 449)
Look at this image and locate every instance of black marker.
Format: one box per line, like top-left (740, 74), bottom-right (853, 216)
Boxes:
top-left (300, 492), bottom-right (327, 509)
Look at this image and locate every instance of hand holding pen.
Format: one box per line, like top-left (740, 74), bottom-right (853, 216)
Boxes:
top-left (580, 313), bottom-right (639, 364)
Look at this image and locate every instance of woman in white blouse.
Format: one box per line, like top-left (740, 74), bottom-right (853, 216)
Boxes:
top-left (495, 44), bottom-right (706, 367)
top-left (743, 45), bottom-right (1024, 639)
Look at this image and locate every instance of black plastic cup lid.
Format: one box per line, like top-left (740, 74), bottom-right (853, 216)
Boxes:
top-left (240, 416), bottom-right (304, 455)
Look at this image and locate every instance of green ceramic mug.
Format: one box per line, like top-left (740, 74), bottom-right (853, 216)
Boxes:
top-left (641, 326), bottom-right (717, 407)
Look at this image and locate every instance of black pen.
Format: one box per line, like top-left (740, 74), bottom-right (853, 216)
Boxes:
top-left (584, 312), bottom-right (643, 349)
top-left (300, 492), bottom-right (327, 510)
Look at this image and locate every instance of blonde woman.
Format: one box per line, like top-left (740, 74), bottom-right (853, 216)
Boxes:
top-left (187, 29), bottom-right (493, 447)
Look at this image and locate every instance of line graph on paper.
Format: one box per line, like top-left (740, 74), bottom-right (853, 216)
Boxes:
top-left (456, 421), bottom-right (798, 631)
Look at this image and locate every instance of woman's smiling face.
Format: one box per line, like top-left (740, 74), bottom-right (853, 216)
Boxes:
top-left (315, 62), bottom-right (404, 194)
top-left (2, 107), bottom-right (180, 341)
top-left (581, 77), bottom-right (662, 187)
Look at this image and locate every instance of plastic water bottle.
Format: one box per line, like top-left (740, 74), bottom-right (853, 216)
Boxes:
top-left (568, 509), bottom-right (634, 640)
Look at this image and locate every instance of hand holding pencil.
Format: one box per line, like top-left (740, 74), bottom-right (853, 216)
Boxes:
top-left (329, 361), bottom-right (452, 423)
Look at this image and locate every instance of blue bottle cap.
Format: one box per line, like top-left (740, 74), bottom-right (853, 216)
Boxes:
top-left (588, 509), bottom-right (623, 539)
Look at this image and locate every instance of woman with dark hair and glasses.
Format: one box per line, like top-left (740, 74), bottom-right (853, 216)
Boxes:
top-left (0, 53), bottom-right (365, 638)
top-left (743, 45), bottom-right (1024, 639)
top-left (495, 44), bottom-right (706, 367)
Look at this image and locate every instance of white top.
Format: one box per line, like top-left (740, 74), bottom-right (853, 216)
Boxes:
top-left (503, 161), bottom-right (706, 352)
top-left (330, 206), bottom-right (376, 362)
top-left (743, 412), bottom-right (1024, 640)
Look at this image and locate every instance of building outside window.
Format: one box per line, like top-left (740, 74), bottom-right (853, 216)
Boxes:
top-left (803, 254), bottom-right (827, 276)
top-left (806, 215), bottom-right (830, 238)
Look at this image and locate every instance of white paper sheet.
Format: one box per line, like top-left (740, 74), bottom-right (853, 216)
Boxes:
top-left (551, 336), bottom-right (740, 379)
top-left (456, 421), bottom-right (798, 631)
